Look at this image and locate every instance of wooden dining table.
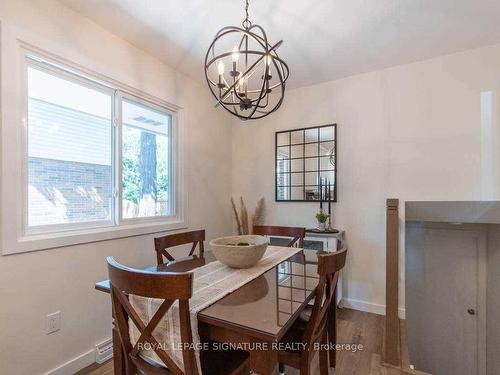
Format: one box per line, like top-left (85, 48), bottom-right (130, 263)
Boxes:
top-left (95, 246), bottom-right (337, 375)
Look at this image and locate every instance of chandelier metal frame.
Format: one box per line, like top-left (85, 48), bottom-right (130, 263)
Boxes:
top-left (204, 0), bottom-right (289, 120)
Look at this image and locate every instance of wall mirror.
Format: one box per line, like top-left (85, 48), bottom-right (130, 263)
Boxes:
top-left (275, 124), bottom-right (337, 202)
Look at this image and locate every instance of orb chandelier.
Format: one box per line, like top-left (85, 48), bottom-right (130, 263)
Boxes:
top-left (204, 0), bottom-right (289, 120)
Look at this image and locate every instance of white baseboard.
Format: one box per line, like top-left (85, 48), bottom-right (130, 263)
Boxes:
top-left (44, 348), bottom-right (96, 375)
top-left (341, 298), bottom-right (406, 319)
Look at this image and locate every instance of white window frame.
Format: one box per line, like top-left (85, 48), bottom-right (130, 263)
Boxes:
top-left (1, 44), bottom-right (186, 255)
top-left (118, 94), bottom-right (176, 225)
top-left (24, 58), bottom-right (118, 235)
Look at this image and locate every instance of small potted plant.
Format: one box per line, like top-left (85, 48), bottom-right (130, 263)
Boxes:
top-left (315, 211), bottom-right (329, 231)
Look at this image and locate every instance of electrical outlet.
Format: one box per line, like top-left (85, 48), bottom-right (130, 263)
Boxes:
top-left (46, 311), bottom-right (61, 334)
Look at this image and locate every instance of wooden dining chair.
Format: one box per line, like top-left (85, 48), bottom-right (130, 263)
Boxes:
top-left (154, 230), bottom-right (205, 266)
top-left (277, 248), bottom-right (348, 375)
top-left (253, 225), bottom-right (305, 248)
top-left (107, 256), bottom-right (250, 375)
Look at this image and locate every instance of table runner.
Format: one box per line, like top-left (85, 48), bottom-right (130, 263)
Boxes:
top-left (129, 246), bottom-right (302, 373)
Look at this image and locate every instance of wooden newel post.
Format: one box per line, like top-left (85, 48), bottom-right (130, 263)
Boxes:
top-left (384, 198), bottom-right (401, 367)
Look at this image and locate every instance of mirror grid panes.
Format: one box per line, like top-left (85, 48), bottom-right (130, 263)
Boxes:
top-left (275, 124), bottom-right (337, 202)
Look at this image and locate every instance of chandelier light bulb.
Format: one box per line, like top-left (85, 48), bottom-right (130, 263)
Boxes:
top-left (232, 46), bottom-right (240, 62)
top-left (266, 54), bottom-right (272, 66)
top-left (238, 76), bottom-right (246, 90)
top-left (217, 60), bottom-right (225, 75)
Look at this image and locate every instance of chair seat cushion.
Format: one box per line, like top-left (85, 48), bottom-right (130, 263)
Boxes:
top-left (279, 314), bottom-right (309, 354)
top-left (200, 345), bottom-right (249, 375)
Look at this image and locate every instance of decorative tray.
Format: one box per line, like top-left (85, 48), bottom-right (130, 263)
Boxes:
top-left (305, 228), bottom-right (340, 234)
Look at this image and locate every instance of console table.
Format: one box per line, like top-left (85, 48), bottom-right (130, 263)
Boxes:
top-left (304, 229), bottom-right (345, 307)
top-left (304, 228), bottom-right (345, 251)
top-left (269, 229), bottom-right (346, 307)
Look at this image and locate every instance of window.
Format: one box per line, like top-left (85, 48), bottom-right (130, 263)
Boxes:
top-left (27, 66), bottom-right (113, 228)
top-left (25, 58), bottom-right (177, 235)
top-left (122, 99), bottom-right (172, 219)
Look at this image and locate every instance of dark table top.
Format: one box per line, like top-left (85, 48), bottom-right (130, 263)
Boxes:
top-left (96, 247), bottom-right (326, 341)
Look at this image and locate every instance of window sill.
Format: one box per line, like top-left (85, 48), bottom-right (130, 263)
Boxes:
top-left (2, 219), bottom-right (187, 255)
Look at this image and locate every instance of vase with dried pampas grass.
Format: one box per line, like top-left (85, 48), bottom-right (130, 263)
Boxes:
top-left (231, 197), bottom-right (265, 235)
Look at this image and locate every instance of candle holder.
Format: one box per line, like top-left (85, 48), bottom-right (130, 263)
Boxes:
top-left (326, 216), bottom-right (333, 232)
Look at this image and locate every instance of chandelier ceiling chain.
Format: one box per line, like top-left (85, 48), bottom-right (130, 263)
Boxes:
top-left (242, 0), bottom-right (251, 29)
top-left (204, 0), bottom-right (289, 120)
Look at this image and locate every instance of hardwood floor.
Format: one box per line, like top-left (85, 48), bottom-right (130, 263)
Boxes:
top-left (78, 360), bottom-right (114, 375)
top-left (83, 308), bottom-right (411, 375)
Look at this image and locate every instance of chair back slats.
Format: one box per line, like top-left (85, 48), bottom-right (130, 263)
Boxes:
top-left (107, 257), bottom-right (198, 375)
top-left (302, 248), bottom-right (347, 350)
top-left (155, 230), bottom-right (206, 266)
top-left (310, 271), bottom-right (340, 341)
top-left (129, 299), bottom-right (174, 358)
top-left (188, 242), bottom-right (197, 256)
top-left (253, 225), bottom-right (305, 248)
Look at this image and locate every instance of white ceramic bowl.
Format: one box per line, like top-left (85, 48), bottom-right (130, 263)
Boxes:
top-left (209, 235), bottom-right (269, 269)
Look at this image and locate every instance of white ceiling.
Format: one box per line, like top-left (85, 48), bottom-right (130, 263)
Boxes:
top-left (60, 0), bottom-right (500, 89)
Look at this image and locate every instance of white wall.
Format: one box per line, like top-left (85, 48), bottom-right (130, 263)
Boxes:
top-left (231, 43), bottom-right (500, 316)
top-left (0, 0), bottom-right (233, 373)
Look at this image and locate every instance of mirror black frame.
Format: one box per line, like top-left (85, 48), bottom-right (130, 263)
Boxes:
top-left (275, 124), bottom-right (337, 202)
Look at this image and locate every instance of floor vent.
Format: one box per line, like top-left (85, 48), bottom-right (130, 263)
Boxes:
top-left (95, 339), bottom-right (113, 364)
